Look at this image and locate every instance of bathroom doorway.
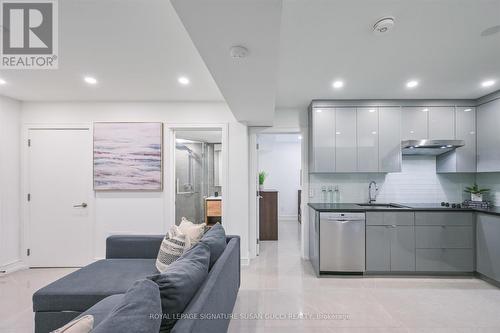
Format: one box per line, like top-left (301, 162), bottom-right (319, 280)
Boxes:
top-left (174, 129), bottom-right (223, 225)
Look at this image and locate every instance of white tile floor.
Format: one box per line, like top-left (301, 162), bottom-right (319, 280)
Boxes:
top-left (2, 221), bottom-right (500, 333)
top-left (227, 220), bottom-right (500, 333)
top-left (0, 267), bottom-right (76, 333)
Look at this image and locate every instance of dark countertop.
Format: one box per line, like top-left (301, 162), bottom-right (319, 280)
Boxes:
top-left (307, 202), bottom-right (500, 216)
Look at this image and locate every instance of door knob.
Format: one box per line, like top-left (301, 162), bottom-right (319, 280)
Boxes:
top-left (73, 203), bottom-right (88, 208)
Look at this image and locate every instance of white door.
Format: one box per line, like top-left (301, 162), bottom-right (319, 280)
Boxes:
top-left (28, 128), bottom-right (92, 267)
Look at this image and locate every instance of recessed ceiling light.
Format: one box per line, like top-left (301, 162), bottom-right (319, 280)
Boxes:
top-left (371, 131), bottom-right (377, 135)
top-left (316, 109), bottom-right (322, 113)
top-left (369, 109), bottom-right (376, 113)
top-left (84, 76), bottom-right (97, 85)
top-left (178, 76), bottom-right (190, 85)
top-left (298, 135), bottom-right (303, 140)
top-left (332, 80), bottom-right (344, 89)
top-left (229, 45), bottom-right (249, 58)
top-left (464, 108), bottom-right (472, 112)
top-left (336, 131), bottom-right (341, 135)
top-left (0, 78), bottom-right (6, 85)
top-left (406, 80), bottom-right (419, 88)
top-left (481, 80), bottom-right (495, 88)
top-left (422, 108), bottom-right (429, 112)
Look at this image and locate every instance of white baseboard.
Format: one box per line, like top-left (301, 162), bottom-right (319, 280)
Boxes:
top-left (0, 260), bottom-right (28, 275)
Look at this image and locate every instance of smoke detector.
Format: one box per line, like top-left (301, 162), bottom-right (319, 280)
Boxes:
top-left (230, 45), bottom-right (249, 59)
top-left (373, 17), bottom-right (395, 35)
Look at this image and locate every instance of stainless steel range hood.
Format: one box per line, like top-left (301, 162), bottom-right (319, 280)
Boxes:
top-left (401, 140), bottom-right (465, 156)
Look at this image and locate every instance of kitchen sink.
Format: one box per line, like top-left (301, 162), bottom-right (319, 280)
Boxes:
top-left (356, 203), bottom-right (409, 209)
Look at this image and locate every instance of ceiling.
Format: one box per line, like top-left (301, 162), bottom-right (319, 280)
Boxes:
top-left (171, 0), bottom-right (282, 126)
top-left (1, 0), bottom-right (500, 126)
top-left (277, 0), bottom-right (500, 109)
top-left (0, 0), bottom-right (223, 102)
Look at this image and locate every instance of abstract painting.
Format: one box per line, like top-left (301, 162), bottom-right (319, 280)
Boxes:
top-left (93, 122), bottom-right (163, 190)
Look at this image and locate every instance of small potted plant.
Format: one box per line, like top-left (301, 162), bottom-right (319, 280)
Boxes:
top-left (464, 184), bottom-right (489, 202)
top-left (259, 171), bottom-right (267, 191)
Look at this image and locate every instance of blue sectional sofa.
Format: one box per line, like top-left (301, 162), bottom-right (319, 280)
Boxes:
top-left (33, 234), bottom-right (240, 333)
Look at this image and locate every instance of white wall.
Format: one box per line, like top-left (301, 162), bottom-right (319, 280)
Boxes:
top-left (310, 156), bottom-right (475, 203)
top-left (0, 96), bottom-right (22, 273)
top-left (258, 134), bottom-right (301, 219)
top-left (21, 102), bottom-right (249, 262)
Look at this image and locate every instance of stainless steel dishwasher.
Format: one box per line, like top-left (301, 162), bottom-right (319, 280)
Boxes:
top-left (319, 212), bottom-right (366, 273)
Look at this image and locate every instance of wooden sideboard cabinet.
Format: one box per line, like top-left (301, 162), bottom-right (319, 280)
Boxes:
top-left (205, 197), bottom-right (222, 225)
top-left (259, 190), bottom-right (278, 240)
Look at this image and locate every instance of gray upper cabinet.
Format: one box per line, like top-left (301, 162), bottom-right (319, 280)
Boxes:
top-left (477, 99), bottom-right (500, 172)
top-left (379, 107), bottom-right (402, 172)
top-left (310, 108), bottom-right (335, 172)
top-left (437, 107), bottom-right (476, 173)
top-left (401, 107), bottom-right (428, 140)
top-left (428, 107), bottom-right (455, 139)
top-left (456, 107), bottom-right (477, 172)
top-left (335, 108), bottom-right (357, 172)
top-left (357, 107), bottom-right (378, 172)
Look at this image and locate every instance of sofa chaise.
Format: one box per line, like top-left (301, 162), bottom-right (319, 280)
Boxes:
top-left (33, 234), bottom-right (240, 333)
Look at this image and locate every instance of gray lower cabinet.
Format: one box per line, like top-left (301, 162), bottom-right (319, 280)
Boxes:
top-left (366, 212), bottom-right (415, 272)
top-left (308, 208), bottom-right (319, 275)
top-left (416, 249), bottom-right (473, 272)
top-left (415, 212), bottom-right (474, 272)
top-left (415, 226), bottom-right (473, 249)
top-left (477, 214), bottom-right (500, 283)
top-left (366, 226), bottom-right (391, 271)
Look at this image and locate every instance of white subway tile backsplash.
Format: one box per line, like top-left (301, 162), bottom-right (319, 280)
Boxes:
top-left (310, 156), bottom-right (475, 204)
top-left (476, 173), bottom-right (500, 206)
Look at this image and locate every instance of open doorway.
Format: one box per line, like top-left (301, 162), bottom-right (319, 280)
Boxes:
top-left (257, 133), bottom-right (302, 243)
top-left (174, 129), bottom-right (223, 226)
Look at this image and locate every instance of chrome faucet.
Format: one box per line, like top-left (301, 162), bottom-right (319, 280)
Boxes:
top-left (368, 181), bottom-right (378, 203)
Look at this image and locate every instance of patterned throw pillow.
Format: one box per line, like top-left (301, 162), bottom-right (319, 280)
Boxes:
top-left (155, 226), bottom-right (191, 273)
top-left (178, 217), bottom-right (206, 244)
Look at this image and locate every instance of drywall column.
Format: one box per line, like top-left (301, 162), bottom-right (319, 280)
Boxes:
top-left (0, 95), bottom-right (22, 273)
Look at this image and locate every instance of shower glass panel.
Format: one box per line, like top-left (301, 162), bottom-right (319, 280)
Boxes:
top-left (175, 130), bottom-right (222, 225)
